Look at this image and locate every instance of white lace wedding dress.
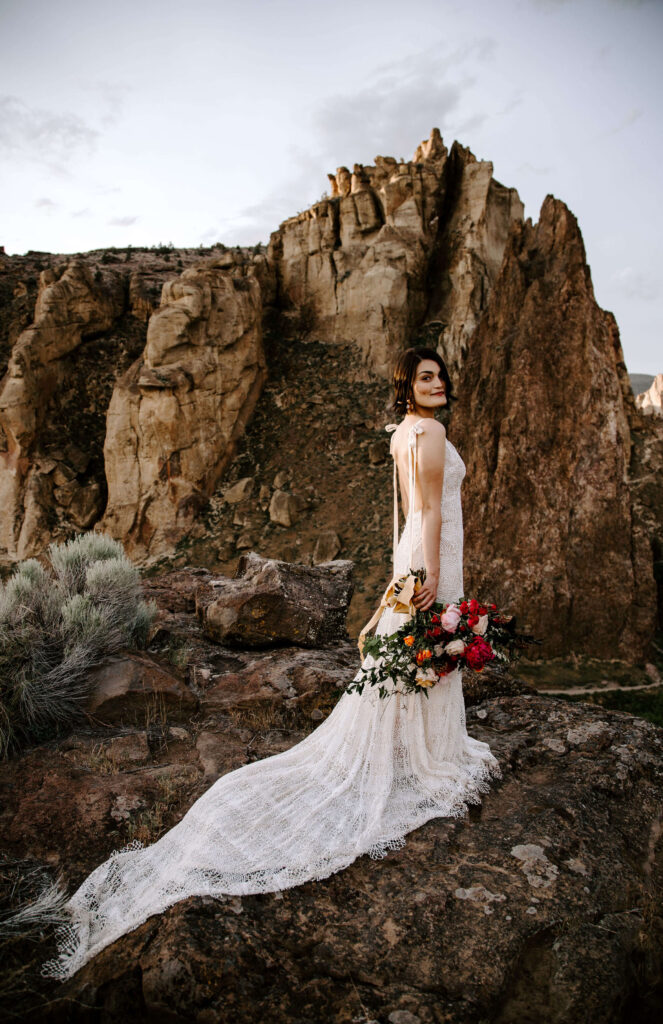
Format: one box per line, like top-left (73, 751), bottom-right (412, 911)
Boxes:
top-left (44, 419), bottom-right (501, 980)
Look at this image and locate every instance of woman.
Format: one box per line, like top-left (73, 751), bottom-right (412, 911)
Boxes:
top-left (43, 346), bottom-right (501, 980)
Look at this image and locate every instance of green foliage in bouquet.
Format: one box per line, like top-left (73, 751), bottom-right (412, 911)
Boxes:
top-left (348, 568), bottom-right (539, 700)
top-left (0, 533), bottom-right (157, 758)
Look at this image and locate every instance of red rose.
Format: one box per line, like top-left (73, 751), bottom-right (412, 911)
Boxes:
top-left (469, 599), bottom-right (479, 614)
top-left (460, 601), bottom-right (469, 613)
top-left (490, 603), bottom-right (497, 611)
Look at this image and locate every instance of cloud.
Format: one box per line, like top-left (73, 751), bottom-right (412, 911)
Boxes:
top-left (71, 208), bottom-right (91, 218)
top-left (610, 266), bottom-right (660, 301)
top-left (596, 107), bottom-right (644, 139)
top-left (211, 38), bottom-right (505, 247)
top-left (0, 95), bottom-right (99, 169)
top-left (313, 38), bottom-right (497, 167)
top-left (76, 79), bottom-right (132, 129)
top-left (513, 160), bottom-right (554, 176)
top-left (34, 197), bottom-right (58, 208)
top-left (108, 215), bottom-right (139, 226)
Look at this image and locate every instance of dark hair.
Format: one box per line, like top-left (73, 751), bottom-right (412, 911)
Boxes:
top-left (391, 347), bottom-right (456, 417)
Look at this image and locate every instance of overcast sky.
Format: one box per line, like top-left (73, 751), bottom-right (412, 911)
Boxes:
top-left (0, 0), bottom-right (660, 374)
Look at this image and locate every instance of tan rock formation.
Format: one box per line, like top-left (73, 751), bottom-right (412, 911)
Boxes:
top-left (269, 128), bottom-right (524, 378)
top-left (100, 258), bottom-right (267, 558)
top-left (636, 372), bottom-right (663, 417)
top-left (453, 195), bottom-right (656, 660)
top-left (0, 261), bottom-right (124, 559)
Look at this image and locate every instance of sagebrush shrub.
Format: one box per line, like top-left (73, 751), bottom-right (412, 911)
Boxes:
top-left (0, 533), bottom-right (157, 757)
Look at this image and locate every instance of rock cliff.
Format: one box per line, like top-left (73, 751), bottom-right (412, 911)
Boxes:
top-left (452, 195), bottom-right (658, 659)
top-left (101, 256), bottom-right (267, 559)
top-left (0, 129), bottom-right (661, 664)
top-left (636, 373), bottom-right (663, 418)
top-left (269, 129), bottom-right (524, 378)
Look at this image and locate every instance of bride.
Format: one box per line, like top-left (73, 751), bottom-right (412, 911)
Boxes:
top-left (43, 346), bottom-right (502, 980)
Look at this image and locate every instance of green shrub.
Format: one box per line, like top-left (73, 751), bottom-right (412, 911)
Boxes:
top-left (0, 534), bottom-right (157, 758)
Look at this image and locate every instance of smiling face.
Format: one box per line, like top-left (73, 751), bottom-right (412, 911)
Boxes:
top-left (410, 358), bottom-right (448, 414)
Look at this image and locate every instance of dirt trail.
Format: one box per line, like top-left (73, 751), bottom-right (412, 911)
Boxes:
top-left (538, 679), bottom-right (662, 697)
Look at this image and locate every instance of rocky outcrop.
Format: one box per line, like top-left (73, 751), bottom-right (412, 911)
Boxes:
top-left (5, 693), bottom-right (662, 1023)
top-left (198, 550), bottom-right (354, 647)
top-left (269, 128), bottom-right (524, 377)
top-left (0, 261), bottom-right (124, 559)
top-left (453, 195), bottom-right (656, 661)
top-left (100, 257), bottom-right (267, 558)
top-left (0, 130), bottom-right (659, 668)
top-left (2, 563), bottom-right (660, 1021)
top-left (636, 372), bottom-right (663, 417)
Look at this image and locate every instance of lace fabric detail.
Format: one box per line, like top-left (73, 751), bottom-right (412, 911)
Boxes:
top-left (42, 423), bottom-right (501, 982)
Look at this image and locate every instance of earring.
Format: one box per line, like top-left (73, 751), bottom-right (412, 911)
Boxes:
top-left (406, 397), bottom-right (414, 413)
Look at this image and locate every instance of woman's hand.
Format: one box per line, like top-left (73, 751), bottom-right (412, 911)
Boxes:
top-left (411, 574), bottom-right (439, 612)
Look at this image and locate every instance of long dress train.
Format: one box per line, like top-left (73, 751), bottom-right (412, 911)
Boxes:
top-left (43, 419), bottom-right (502, 980)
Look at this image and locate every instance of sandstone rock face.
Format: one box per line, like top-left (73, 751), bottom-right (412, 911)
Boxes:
top-left (269, 128), bottom-right (524, 377)
top-left (199, 551), bottom-right (354, 647)
top-left (101, 258), bottom-right (267, 558)
top-left (0, 132), bottom-right (659, 668)
top-left (453, 195), bottom-right (656, 660)
top-left (636, 372), bottom-right (663, 417)
top-left (0, 261), bottom-right (124, 559)
top-left (0, 246), bottom-right (274, 566)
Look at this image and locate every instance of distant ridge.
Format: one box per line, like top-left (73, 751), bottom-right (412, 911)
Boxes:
top-left (629, 372), bottom-right (655, 397)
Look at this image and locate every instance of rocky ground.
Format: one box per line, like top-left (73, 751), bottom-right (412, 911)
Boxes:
top-left (0, 565), bottom-right (662, 1023)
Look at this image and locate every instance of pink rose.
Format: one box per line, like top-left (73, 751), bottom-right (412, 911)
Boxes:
top-left (440, 604), bottom-right (462, 632)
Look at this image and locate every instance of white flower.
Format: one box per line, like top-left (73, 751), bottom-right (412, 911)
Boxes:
top-left (444, 638), bottom-right (466, 656)
top-left (415, 666), bottom-right (438, 688)
top-left (471, 614), bottom-right (488, 636)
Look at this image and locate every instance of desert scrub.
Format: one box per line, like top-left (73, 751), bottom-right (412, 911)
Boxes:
top-left (0, 533), bottom-right (157, 757)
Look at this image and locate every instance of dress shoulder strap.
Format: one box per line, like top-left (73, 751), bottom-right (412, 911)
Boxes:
top-left (385, 424), bottom-right (399, 569)
top-left (385, 420), bottom-right (426, 573)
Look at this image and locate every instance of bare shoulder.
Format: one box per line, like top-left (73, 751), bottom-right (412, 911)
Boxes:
top-left (417, 419), bottom-right (446, 441)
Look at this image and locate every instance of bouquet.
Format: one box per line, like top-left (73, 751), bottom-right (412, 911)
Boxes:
top-left (348, 567), bottom-right (538, 700)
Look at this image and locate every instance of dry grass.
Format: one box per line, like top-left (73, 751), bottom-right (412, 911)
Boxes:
top-left (64, 741), bottom-right (119, 775)
top-left (122, 769), bottom-right (196, 846)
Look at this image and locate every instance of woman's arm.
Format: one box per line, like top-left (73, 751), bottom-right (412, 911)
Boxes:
top-left (411, 420), bottom-right (446, 611)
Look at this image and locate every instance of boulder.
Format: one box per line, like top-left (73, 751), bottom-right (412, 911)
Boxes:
top-left (199, 551), bottom-right (354, 647)
top-left (222, 476), bottom-right (255, 504)
top-left (313, 529), bottom-right (342, 563)
top-left (85, 651), bottom-right (197, 725)
top-left (268, 489), bottom-right (299, 526)
top-left (200, 643), bottom-right (358, 710)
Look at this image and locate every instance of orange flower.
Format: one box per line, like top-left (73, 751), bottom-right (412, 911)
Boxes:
top-left (404, 635), bottom-right (415, 646)
top-left (415, 649), bottom-right (433, 664)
